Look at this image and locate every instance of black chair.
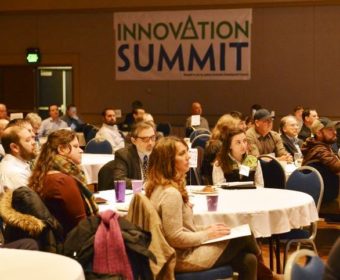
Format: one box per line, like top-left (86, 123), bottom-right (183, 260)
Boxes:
top-left (258, 155), bottom-right (286, 189)
top-left (307, 161), bottom-right (340, 222)
top-left (84, 138), bottom-right (113, 154)
top-left (83, 123), bottom-right (99, 143)
top-left (156, 123), bottom-right (171, 136)
top-left (97, 160), bottom-right (115, 191)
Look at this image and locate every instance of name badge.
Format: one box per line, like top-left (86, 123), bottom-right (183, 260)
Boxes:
top-left (239, 165), bottom-right (250, 177)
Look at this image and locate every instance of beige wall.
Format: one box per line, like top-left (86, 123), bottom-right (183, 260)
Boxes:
top-left (0, 4), bottom-right (339, 128)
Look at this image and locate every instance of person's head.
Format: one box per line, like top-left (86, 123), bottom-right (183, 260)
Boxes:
top-left (102, 108), bottom-right (116, 126)
top-left (131, 100), bottom-right (143, 111)
top-left (0, 103), bottom-right (8, 119)
top-left (25, 113), bottom-right (42, 135)
top-left (293, 106), bottom-right (304, 121)
top-left (2, 126), bottom-right (36, 161)
top-left (49, 104), bottom-right (60, 120)
top-left (66, 104), bottom-right (77, 118)
top-left (230, 111), bottom-right (247, 131)
top-left (6, 119), bottom-right (35, 138)
top-left (302, 108), bottom-right (318, 126)
top-left (191, 102), bottom-right (202, 115)
top-left (211, 114), bottom-right (239, 141)
top-left (29, 129), bottom-right (82, 194)
top-left (132, 108), bottom-right (145, 122)
top-left (253, 109), bottom-right (274, 136)
top-left (145, 136), bottom-right (189, 202)
top-left (280, 115), bottom-right (299, 138)
top-left (217, 128), bottom-right (248, 173)
top-left (131, 121), bottom-right (156, 156)
top-left (250, 104), bottom-right (262, 117)
top-left (143, 112), bottom-right (154, 123)
top-left (0, 119), bottom-right (9, 137)
top-left (311, 118), bottom-right (337, 144)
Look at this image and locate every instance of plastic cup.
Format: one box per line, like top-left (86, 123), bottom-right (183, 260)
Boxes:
top-left (131, 180), bottom-right (143, 194)
top-left (115, 180), bottom-right (126, 202)
top-left (206, 194), bottom-right (219, 211)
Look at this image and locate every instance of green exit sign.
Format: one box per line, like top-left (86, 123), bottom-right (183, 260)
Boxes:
top-left (26, 48), bottom-right (40, 64)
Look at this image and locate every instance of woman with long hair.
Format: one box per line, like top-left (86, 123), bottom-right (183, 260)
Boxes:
top-left (213, 128), bottom-right (263, 186)
top-left (28, 129), bottom-right (97, 236)
top-left (145, 136), bottom-right (270, 280)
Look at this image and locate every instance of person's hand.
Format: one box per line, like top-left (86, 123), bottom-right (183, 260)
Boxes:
top-left (205, 223), bottom-right (230, 240)
top-left (278, 154), bottom-right (293, 163)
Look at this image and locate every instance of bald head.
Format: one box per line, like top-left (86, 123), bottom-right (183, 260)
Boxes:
top-left (191, 102), bottom-right (202, 115)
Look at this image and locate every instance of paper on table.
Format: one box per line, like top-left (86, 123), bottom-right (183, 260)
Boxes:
top-left (202, 224), bottom-right (251, 244)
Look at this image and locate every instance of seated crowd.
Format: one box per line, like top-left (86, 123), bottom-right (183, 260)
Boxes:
top-left (0, 100), bottom-right (339, 280)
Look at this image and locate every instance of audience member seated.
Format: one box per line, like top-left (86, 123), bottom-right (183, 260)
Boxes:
top-left (246, 108), bottom-right (292, 162)
top-left (0, 118), bottom-right (9, 157)
top-left (28, 129), bottom-right (98, 237)
top-left (38, 104), bottom-right (68, 137)
top-left (279, 115), bottom-right (303, 157)
top-left (301, 118), bottom-right (340, 215)
top-left (230, 111), bottom-right (247, 131)
top-left (298, 108), bottom-right (319, 141)
top-left (0, 125), bottom-right (37, 192)
top-left (202, 114), bottom-right (239, 184)
top-left (0, 103), bottom-right (8, 120)
top-left (25, 112), bottom-right (42, 138)
top-left (96, 108), bottom-right (125, 153)
top-left (145, 136), bottom-right (273, 280)
top-left (61, 104), bottom-right (84, 132)
top-left (323, 237), bottom-right (340, 280)
top-left (120, 100), bottom-right (144, 131)
top-left (113, 121), bottom-right (156, 188)
top-left (293, 105), bottom-right (304, 131)
top-left (213, 128), bottom-right (263, 187)
top-left (185, 101), bottom-right (210, 131)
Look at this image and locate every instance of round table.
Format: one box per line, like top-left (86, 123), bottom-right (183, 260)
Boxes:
top-left (191, 188), bottom-right (319, 238)
top-left (0, 249), bottom-right (85, 280)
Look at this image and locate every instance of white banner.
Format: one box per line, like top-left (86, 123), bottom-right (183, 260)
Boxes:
top-left (114, 9), bottom-right (252, 80)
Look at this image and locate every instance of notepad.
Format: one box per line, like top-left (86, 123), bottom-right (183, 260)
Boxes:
top-left (202, 224), bottom-right (251, 244)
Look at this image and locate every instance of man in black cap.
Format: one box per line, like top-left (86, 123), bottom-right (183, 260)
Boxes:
top-left (302, 117), bottom-right (340, 215)
top-left (246, 108), bottom-right (292, 161)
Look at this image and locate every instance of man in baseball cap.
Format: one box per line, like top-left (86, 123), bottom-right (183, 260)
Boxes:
top-left (246, 108), bottom-right (292, 161)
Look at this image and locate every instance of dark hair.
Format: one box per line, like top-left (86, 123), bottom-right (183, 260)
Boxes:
top-left (49, 104), bottom-right (59, 111)
top-left (131, 100), bottom-right (143, 110)
top-left (67, 104), bottom-right (76, 111)
top-left (1, 126), bottom-right (22, 154)
top-left (216, 128), bottom-right (246, 174)
top-left (302, 108), bottom-right (316, 121)
top-left (293, 105), bottom-right (303, 113)
top-left (230, 111), bottom-right (245, 121)
top-left (101, 108), bottom-right (115, 117)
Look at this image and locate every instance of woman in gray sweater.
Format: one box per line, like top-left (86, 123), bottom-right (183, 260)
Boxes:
top-left (145, 136), bottom-right (272, 280)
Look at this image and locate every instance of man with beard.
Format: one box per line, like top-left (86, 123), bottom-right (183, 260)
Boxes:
top-left (302, 117), bottom-right (340, 214)
top-left (0, 126), bottom-right (37, 192)
top-left (95, 108), bottom-right (125, 153)
top-left (110, 121), bottom-right (156, 189)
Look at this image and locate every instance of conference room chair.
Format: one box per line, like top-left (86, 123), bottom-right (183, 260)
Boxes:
top-left (284, 249), bottom-right (325, 280)
top-left (191, 134), bottom-right (210, 150)
top-left (258, 155), bottom-right (286, 189)
top-left (276, 166), bottom-right (324, 270)
top-left (156, 122), bottom-right (172, 136)
top-left (126, 193), bottom-right (233, 280)
top-left (189, 128), bottom-right (211, 142)
top-left (83, 123), bottom-right (99, 143)
top-left (97, 160), bottom-right (115, 191)
top-left (307, 161), bottom-right (340, 222)
top-left (84, 138), bottom-right (113, 154)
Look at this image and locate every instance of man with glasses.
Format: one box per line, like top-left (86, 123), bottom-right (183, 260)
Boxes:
top-left (246, 108), bottom-right (292, 161)
top-left (112, 121), bottom-right (156, 189)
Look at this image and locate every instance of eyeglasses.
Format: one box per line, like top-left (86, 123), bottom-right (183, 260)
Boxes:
top-left (136, 135), bottom-right (156, 142)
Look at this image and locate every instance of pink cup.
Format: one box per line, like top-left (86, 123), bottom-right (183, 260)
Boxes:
top-left (115, 180), bottom-right (126, 202)
top-left (206, 194), bottom-right (219, 211)
top-left (131, 180), bottom-right (143, 194)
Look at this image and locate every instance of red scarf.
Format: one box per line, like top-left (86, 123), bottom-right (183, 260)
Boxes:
top-left (93, 210), bottom-right (133, 279)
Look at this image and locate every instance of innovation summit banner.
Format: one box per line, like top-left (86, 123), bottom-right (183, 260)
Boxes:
top-left (114, 9), bottom-right (252, 80)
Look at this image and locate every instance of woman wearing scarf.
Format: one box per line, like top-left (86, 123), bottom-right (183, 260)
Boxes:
top-left (29, 129), bottom-right (98, 237)
top-left (212, 128), bottom-right (264, 187)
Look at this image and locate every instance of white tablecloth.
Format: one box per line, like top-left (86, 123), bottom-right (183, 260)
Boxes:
top-left (96, 188), bottom-right (319, 238)
top-left (191, 188), bottom-right (319, 238)
top-left (81, 153), bottom-right (115, 184)
top-left (0, 249), bottom-right (85, 280)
